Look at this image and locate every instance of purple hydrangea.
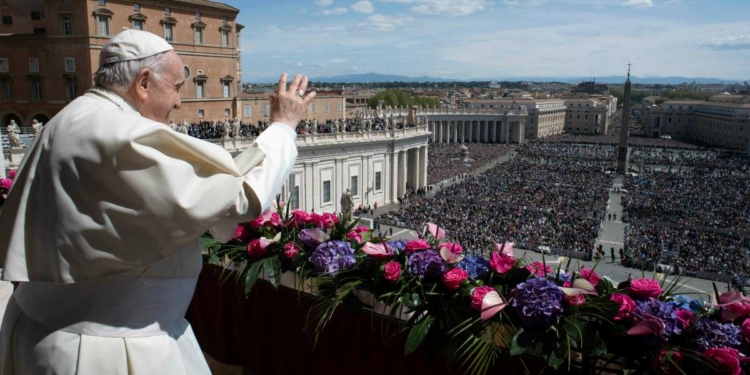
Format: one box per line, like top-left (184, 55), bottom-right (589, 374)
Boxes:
top-left (457, 255), bottom-right (490, 279)
top-left (510, 277), bottom-right (564, 329)
top-left (308, 240), bottom-right (356, 275)
top-left (298, 228), bottom-right (328, 251)
top-left (693, 319), bottom-right (742, 352)
top-left (634, 299), bottom-right (682, 341)
top-left (407, 250), bottom-right (446, 279)
top-left (387, 240), bottom-right (408, 254)
top-left (667, 295), bottom-right (693, 311)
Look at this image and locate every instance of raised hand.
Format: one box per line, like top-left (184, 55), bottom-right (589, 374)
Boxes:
top-left (269, 73), bottom-right (317, 131)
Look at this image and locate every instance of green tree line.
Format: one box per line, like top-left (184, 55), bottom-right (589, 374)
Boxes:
top-left (366, 89), bottom-right (440, 109)
top-left (611, 88), bottom-right (713, 104)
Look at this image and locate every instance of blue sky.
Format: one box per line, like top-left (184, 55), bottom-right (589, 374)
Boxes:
top-left (222, 0), bottom-right (750, 82)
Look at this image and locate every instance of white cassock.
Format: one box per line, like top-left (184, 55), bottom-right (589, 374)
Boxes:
top-left (0, 87), bottom-right (298, 374)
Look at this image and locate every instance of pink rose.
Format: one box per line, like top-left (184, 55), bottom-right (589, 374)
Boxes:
top-left (354, 225), bottom-right (369, 233)
top-left (611, 293), bottom-right (636, 321)
top-left (0, 178), bottom-right (11, 191)
top-left (247, 238), bottom-right (271, 259)
top-left (579, 267), bottom-right (601, 287)
top-left (361, 242), bottom-right (393, 259)
top-left (250, 210), bottom-right (282, 229)
top-left (383, 261), bottom-right (401, 282)
top-left (346, 230), bottom-right (363, 243)
top-left (703, 348), bottom-right (746, 375)
top-left (628, 278), bottom-right (663, 299)
top-left (291, 210), bottom-right (312, 226)
top-left (233, 225), bottom-right (249, 242)
top-left (489, 252), bottom-right (516, 274)
top-left (526, 261), bottom-right (552, 277)
top-left (675, 308), bottom-right (695, 329)
top-left (439, 242), bottom-right (463, 254)
top-left (7, 170), bottom-right (16, 180)
top-left (405, 239), bottom-right (431, 253)
top-left (742, 319), bottom-right (750, 344)
top-left (719, 291), bottom-right (750, 322)
top-left (283, 242), bottom-right (299, 259)
top-left (563, 281), bottom-right (585, 306)
top-left (441, 268), bottom-right (469, 290)
top-left (309, 212), bottom-right (326, 228)
top-left (471, 286), bottom-right (494, 311)
top-left (321, 213), bottom-right (338, 228)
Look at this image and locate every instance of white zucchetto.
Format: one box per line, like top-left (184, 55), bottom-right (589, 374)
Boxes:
top-left (99, 29), bottom-right (174, 66)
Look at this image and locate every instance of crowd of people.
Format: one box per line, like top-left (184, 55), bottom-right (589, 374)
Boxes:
top-left (622, 167), bottom-right (750, 231)
top-left (625, 224), bottom-right (750, 276)
top-left (427, 143), bottom-right (514, 185)
top-left (629, 148), bottom-right (750, 170)
top-left (542, 133), bottom-right (700, 149)
top-left (381, 143), bottom-right (614, 255)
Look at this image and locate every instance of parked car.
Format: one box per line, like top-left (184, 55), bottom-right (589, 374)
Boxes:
top-left (536, 245), bottom-right (551, 254)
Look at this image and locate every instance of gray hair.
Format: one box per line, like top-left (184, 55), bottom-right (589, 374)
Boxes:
top-left (93, 52), bottom-right (171, 92)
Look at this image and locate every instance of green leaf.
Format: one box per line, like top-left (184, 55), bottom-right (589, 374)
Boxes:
top-left (403, 293), bottom-right (421, 309)
top-left (510, 328), bottom-right (539, 356)
top-left (544, 339), bottom-right (567, 369)
top-left (263, 256), bottom-right (281, 289)
top-left (208, 253), bottom-right (221, 265)
top-left (405, 315), bottom-right (433, 355)
top-left (244, 260), bottom-right (264, 295)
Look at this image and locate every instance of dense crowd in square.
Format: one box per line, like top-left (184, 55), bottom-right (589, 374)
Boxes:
top-left (426, 143), bottom-right (514, 185)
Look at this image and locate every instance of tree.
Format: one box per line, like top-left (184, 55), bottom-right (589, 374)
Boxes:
top-left (367, 89), bottom-right (440, 109)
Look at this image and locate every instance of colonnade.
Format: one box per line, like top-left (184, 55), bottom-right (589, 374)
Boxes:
top-left (427, 118), bottom-right (526, 144)
top-left (393, 145), bottom-right (428, 199)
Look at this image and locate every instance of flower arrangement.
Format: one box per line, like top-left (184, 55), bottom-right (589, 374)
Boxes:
top-left (0, 169), bottom-right (17, 202)
top-left (204, 199), bottom-right (750, 375)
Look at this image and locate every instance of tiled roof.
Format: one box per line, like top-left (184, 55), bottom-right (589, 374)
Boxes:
top-left (173, 0), bottom-right (239, 13)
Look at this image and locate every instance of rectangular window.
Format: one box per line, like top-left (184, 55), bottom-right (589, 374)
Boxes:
top-left (133, 3), bottom-right (140, 11)
top-left (324, 102), bottom-right (329, 113)
top-left (375, 171), bottom-right (381, 191)
top-left (62, 0), bottom-right (69, 4)
top-left (350, 176), bottom-right (358, 197)
top-left (0, 59), bottom-right (7, 72)
top-left (33, 27), bottom-right (46, 34)
top-left (196, 82), bottom-right (205, 98)
top-left (262, 104), bottom-right (269, 116)
top-left (2, 16), bottom-right (12, 26)
top-left (221, 30), bottom-right (229, 46)
top-left (132, 19), bottom-right (143, 30)
top-left (243, 104), bottom-right (251, 118)
top-left (1, 77), bottom-right (12, 101)
top-left (311, 103), bottom-right (316, 113)
top-left (224, 108), bottom-right (230, 116)
top-left (195, 12), bottom-right (201, 19)
top-left (322, 180), bottom-right (331, 203)
top-left (28, 58), bottom-right (39, 72)
top-left (164, 23), bottom-right (173, 42)
top-left (222, 82), bottom-right (230, 98)
top-left (31, 11), bottom-right (41, 20)
top-left (30, 77), bottom-right (41, 101)
top-left (194, 27), bottom-right (203, 44)
top-left (66, 76), bottom-right (76, 100)
top-left (337, 101), bottom-right (342, 112)
top-left (64, 58), bottom-right (75, 72)
top-left (61, 15), bottom-right (73, 35)
top-left (98, 0), bottom-right (106, 5)
top-left (198, 109), bottom-right (204, 118)
top-left (165, 8), bottom-right (171, 15)
top-left (97, 16), bottom-right (109, 35)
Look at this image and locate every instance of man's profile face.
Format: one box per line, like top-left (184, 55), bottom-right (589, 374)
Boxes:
top-left (140, 52), bottom-right (184, 124)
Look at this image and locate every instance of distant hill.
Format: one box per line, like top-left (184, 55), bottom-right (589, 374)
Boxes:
top-left (247, 73), bottom-right (746, 85)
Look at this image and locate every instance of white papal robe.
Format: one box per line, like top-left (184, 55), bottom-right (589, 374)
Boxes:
top-left (0, 87), bottom-right (298, 374)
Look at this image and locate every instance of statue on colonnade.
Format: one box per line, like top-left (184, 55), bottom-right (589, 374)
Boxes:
top-left (341, 188), bottom-right (354, 215)
top-left (31, 119), bottom-right (43, 138)
top-left (6, 119), bottom-right (23, 149)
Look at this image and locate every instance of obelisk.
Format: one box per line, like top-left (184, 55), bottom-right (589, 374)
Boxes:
top-left (617, 64), bottom-right (632, 174)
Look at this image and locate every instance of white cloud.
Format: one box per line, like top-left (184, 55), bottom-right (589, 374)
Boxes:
top-left (314, 0), bottom-right (334, 6)
top-left (703, 35), bottom-right (750, 50)
top-left (622, 0), bottom-right (653, 8)
top-left (502, 0), bottom-right (546, 6)
top-left (316, 7), bottom-right (348, 15)
top-left (358, 14), bottom-right (415, 31)
top-left (352, 1), bottom-right (375, 13)
top-left (377, 0), bottom-right (490, 16)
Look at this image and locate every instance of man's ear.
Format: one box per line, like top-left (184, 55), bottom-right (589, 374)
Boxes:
top-left (133, 68), bottom-right (152, 101)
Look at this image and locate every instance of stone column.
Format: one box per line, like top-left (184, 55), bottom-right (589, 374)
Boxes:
top-left (419, 145), bottom-right (428, 188)
top-left (503, 120), bottom-right (510, 143)
top-left (407, 148), bottom-right (419, 189)
top-left (468, 120), bottom-right (473, 143)
top-left (398, 150), bottom-right (407, 199)
top-left (389, 150), bottom-right (398, 204)
top-left (452, 121), bottom-right (458, 144)
top-left (304, 162), bottom-right (314, 212)
top-left (459, 121), bottom-right (465, 143)
top-left (445, 121), bottom-right (451, 144)
top-left (490, 121), bottom-right (496, 143)
top-left (482, 121), bottom-right (489, 143)
top-left (335, 158), bottom-right (345, 213)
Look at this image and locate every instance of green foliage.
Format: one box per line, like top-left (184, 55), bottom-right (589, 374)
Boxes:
top-left (611, 88), bottom-right (713, 104)
top-left (367, 89), bottom-right (439, 109)
top-left (405, 315), bottom-right (433, 355)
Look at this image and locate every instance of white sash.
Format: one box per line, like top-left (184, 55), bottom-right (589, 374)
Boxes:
top-left (14, 276), bottom-right (197, 338)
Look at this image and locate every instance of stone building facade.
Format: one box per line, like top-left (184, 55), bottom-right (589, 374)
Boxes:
top-left (237, 91), bottom-right (347, 125)
top-left (645, 94), bottom-right (750, 151)
top-left (0, 0), bottom-right (241, 127)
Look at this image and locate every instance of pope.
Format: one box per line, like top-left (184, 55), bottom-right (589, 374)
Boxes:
top-left (0, 29), bottom-right (315, 374)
